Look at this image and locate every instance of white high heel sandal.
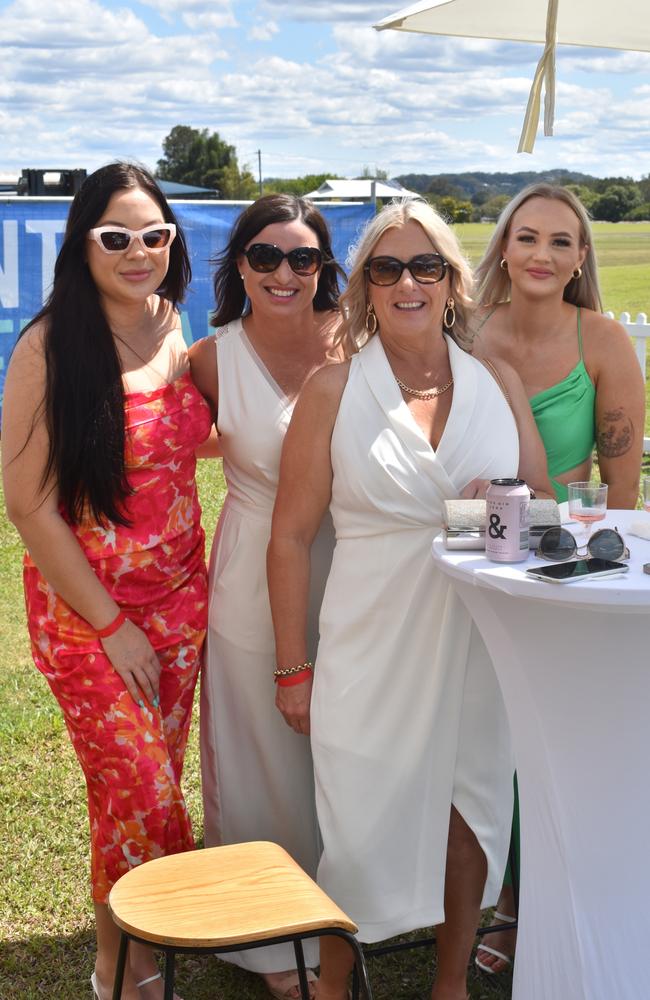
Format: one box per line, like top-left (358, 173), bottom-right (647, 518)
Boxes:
top-left (137, 971), bottom-right (184, 999)
top-left (136, 974), bottom-right (162, 989)
top-left (91, 967), bottom-right (183, 999)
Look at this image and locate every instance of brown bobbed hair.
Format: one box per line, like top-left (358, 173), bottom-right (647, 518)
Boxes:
top-left (211, 194), bottom-right (343, 327)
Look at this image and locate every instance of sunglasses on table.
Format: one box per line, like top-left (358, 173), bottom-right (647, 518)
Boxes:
top-left (537, 526), bottom-right (629, 562)
top-left (88, 224), bottom-right (176, 254)
top-left (364, 253), bottom-right (448, 286)
top-left (242, 243), bottom-right (324, 276)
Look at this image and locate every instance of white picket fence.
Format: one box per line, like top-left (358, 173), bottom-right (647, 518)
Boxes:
top-left (604, 312), bottom-right (650, 452)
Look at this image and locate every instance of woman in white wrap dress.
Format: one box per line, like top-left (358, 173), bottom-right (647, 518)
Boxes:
top-left (190, 195), bottom-right (343, 1000)
top-left (268, 199), bottom-right (553, 1000)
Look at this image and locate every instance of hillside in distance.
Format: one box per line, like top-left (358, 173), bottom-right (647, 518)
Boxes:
top-left (395, 169), bottom-right (597, 200)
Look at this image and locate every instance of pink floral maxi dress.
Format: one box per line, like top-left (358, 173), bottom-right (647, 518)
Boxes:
top-left (23, 373), bottom-right (211, 903)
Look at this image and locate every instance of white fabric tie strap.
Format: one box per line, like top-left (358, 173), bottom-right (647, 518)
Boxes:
top-left (518, 0), bottom-right (559, 153)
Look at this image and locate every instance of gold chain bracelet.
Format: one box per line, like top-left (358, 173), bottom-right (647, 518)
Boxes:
top-left (273, 661), bottom-right (314, 678)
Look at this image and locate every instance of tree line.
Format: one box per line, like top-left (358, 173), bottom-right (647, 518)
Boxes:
top-left (396, 170), bottom-right (650, 223)
top-left (156, 126), bottom-right (650, 223)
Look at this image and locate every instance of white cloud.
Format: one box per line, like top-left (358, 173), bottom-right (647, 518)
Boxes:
top-left (248, 20), bottom-right (279, 42)
top-left (138, 0), bottom-right (237, 26)
top-left (559, 48), bottom-right (650, 75)
top-left (1, 0), bottom-right (149, 46)
top-left (183, 11), bottom-right (237, 30)
top-left (259, 0), bottom-right (397, 22)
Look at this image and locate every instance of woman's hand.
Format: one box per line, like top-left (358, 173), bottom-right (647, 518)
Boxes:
top-left (275, 675), bottom-right (313, 736)
top-left (100, 619), bottom-right (161, 707)
top-left (461, 478), bottom-right (492, 499)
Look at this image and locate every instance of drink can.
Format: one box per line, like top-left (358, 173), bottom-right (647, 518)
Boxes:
top-left (485, 479), bottom-right (530, 562)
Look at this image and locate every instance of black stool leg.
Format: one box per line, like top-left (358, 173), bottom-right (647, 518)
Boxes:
top-left (348, 938), bottom-right (373, 1000)
top-left (163, 949), bottom-right (176, 1000)
top-left (293, 939), bottom-right (311, 999)
top-left (351, 964), bottom-right (360, 1000)
top-left (112, 933), bottom-right (129, 1000)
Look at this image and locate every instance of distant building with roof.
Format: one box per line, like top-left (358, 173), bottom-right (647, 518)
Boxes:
top-left (303, 178), bottom-right (420, 202)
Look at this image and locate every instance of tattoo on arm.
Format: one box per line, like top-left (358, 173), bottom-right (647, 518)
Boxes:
top-left (596, 408), bottom-right (634, 459)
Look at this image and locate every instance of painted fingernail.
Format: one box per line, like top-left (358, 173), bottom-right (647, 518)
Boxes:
top-left (138, 699), bottom-right (145, 709)
top-left (153, 696), bottom-right (159, 709)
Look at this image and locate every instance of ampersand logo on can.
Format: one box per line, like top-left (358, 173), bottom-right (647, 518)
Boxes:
top-left (488, 513), bottom-right (506, 539)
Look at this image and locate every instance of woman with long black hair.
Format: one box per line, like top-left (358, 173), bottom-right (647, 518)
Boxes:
top-left (2, 162), bottom-right (211, 1000)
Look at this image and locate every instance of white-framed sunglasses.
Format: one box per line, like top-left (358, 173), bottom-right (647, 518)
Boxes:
top-left (87, 223), bottom-right (176, 254)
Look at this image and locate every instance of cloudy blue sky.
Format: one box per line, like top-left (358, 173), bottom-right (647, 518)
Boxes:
top-left (1, 0), bottom-right (650, 181)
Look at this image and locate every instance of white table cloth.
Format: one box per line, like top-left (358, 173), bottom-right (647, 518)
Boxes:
top-left (432, 509), bottom-right (650, 1000)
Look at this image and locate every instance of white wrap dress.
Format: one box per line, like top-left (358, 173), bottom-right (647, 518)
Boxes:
top-left (200, 318), bottom-right (333, 971)
top-left (311, 333), bottom-right (516, 943)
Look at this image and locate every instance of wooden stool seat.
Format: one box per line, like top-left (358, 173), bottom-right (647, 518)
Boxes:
top-left (109, 840), bottom-right (357, 947)
top-left (108, 841), bottom-right (373, 999)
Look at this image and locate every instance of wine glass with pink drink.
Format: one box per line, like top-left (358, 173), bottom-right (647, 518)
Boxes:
top-left (568, 482), bottom-right (608, 544)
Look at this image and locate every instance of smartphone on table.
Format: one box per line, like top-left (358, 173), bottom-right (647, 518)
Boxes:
top-left (525, 558), bottom-right (629, 584)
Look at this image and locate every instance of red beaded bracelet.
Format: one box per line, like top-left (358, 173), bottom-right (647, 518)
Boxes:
top-left (97, 610), bottom-right (127, 638)
top-left (276, 668), bottom-right (314, 688)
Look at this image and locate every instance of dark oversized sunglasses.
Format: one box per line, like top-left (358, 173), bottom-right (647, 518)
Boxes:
top-left (243, 243), bottom-right (323, 275)
top-left (365, 253), bottom-right (448, 286)
top-left (537, 525), bottom-right (629, 562)
top-left (88, 224), bottom-right (176, 254)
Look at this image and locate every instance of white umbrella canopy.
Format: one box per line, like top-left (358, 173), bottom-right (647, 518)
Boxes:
top-left (374, 0), bottom-right (650, 152)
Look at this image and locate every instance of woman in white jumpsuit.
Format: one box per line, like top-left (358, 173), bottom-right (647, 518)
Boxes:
top-left (268, 199), bottom-right (553, 1000)
top-left (190, 195), bottom-right (343, 1000)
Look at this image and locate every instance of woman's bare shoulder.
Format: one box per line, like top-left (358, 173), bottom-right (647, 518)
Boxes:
top-left (189, 333), bottom-right (217, 365)
top-left (580, 308), bottom-right (640, 366)
top-left (305, 356), bottom-right (351, 398)
top-left (6, 322), bottom-right (47, 378)
top-left (286, 359), bottom-right (351, 444)
top-left (188, 334), bottom-right (218, 407)
top-left (581, 307), bottom-right (631, 341)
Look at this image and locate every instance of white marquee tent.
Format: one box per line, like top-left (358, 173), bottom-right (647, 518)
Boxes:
top-left (304, 178), bottom-right (420, 201)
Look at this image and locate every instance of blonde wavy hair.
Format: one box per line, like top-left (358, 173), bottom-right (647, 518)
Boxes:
top-left (339, 198), bottom-right (475, 352)
top-left (474, 183), bottom-right (602, 312)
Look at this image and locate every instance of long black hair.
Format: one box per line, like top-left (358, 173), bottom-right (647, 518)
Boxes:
top-left (21, 162), bottom-right (191, 526)
top-left (211, 194), bottom-right (343, 327)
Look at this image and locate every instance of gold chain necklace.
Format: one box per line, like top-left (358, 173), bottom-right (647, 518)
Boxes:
top-left (395, 373), bottom-right (454, 400)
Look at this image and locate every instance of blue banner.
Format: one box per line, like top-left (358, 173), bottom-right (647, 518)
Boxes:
top-left (0, 200), bottom-right (373, 411)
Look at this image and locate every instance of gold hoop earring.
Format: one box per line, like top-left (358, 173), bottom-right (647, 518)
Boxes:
top-left (365, 302), bottom-right (378, 335)
top-left (500, 258), bottom-right (508, 271)
top-left (443, 297), bottom-right (456, 330)
top-left (572, 266), bottom-right (582, 279)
